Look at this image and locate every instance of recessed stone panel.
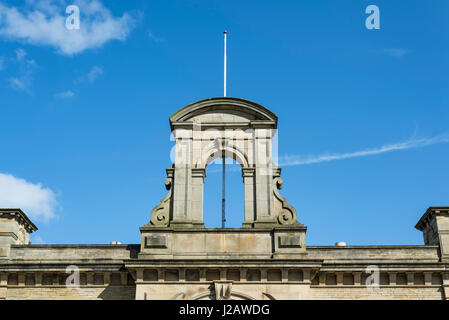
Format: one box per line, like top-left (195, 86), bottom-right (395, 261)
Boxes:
top-left (278, 235), bottom-right (302, 248)
top-left (145, 235), bottom-right (167, 248)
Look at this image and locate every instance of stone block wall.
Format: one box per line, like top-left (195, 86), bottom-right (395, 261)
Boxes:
top-left (310, 286), bottom-right (443, 300)
top-left (5, 286), bottom-right (136, 300)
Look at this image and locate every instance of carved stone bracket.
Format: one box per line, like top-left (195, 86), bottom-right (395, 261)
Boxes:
top-left (148, 168), bottom-right (174, 227)
top-left (273, 168), bottom-right (299, 225)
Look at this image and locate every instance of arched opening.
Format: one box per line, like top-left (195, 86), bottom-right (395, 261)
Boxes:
top-left (203, 157), bottom-right (245, 228)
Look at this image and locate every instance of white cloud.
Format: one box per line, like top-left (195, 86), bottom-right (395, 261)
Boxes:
top-left (87, 65), bottom-right (103, 83)
top-left (148, 30), bottom-right (165, 43)
top-left (0, 173), bottom-right (59, 222)
top-left (382, 48), bottom-right (409, 58)
top-left (0, 0), bottom-right (136, 55)
top-left (54, 90), bottom-right (75, 98)
top-left (15, 48), bottom-right (27, 61)
top-left (280, 132), bottom-right (449, 166)
top-left (8, 77), bottom-right (27, 91)
top-left (7, 50), bottom-right (37, 93)
top-left (74, 65), bottom-right (103, 85)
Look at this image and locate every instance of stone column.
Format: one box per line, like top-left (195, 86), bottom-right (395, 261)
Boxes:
top-left (157, 269), bottom-right (164, 282)
top-left (87, 272), bottom-right (94, 286)
top-left (303, 270), bottom-right (311, 284)
top-left (253, 127), bottom-right (275, 226)
top-left (389, 272), bottom-right (397, 286)
top-left (281, 268), bottom-right (288, 283)
top-left (424, 272), bottom-right (432, 286)
top-left (260, 269), bottom-right (267, 282)
top-left (35, 273), bottom-right (42, 287)
top-left (172, 128), bottom-right (192, 224)
top-left (336, 272), bottom-right (344, 286)
top-left (353, 272), bottom-right (361, 286)
top-left (104, 272), bottom-right (111, 286)
top-left (179, 269), bottom-right (185, 282)
top-left (199, 268), bottom-right (206, 282)
top-left (242, 168), bottom-right (255, 227)
top-left (442, 272), bottom-right (449, 300)
top-left (319, 272), bottom-right (326, 286)
top-left (0, 272), bottom-right (7, 299)
top-left (406, 272), bottom-right (414, 285)
top-left (190, 168), bottom-right (206, 225)
top-left (136, 270), bottom-right (143, 283)
top-left (240, 268), bottom-right (247, 282)
top-left (18, 273), bottom-right (25, 286)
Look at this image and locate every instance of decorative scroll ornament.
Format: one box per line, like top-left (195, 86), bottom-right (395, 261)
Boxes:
top-left (273, 176), bottom-right (298, 225)
top-left (149, 177), bottom-right (172, 226)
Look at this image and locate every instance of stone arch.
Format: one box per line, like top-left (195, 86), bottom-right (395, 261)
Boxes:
top-left (190, 290), bottom-right (256, 300)
top-left (146, 97), bottom-right (301, 229)
top-left (189, 284), bottom-right (257, 300)
top-left (196, 141), bottom-right (249, 169)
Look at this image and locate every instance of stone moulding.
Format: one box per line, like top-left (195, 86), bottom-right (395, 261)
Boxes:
top-left (169, 97), bottom-right (279, 129)
top-left (0, 209), bottom-right (38, 234)
top-left (148, 168), bottom-right (174, 227)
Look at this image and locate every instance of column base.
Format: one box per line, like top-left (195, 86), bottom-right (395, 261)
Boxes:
top-left (170, 220), bottom-right (205, 229)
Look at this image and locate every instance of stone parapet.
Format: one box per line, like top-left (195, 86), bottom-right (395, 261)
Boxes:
top-left (416, 207), bottom-right (449, 262)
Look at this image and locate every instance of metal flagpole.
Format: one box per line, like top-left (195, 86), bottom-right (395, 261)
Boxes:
top-left (222, 31), bottom-right (227, 228)
top-left (223, 31), bottom-right (227, 97)
top-left (222, 150), bottom-right (226, 228)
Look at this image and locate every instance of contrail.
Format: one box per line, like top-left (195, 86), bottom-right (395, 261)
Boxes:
top-left (280, 132), bottom-right (449, 166)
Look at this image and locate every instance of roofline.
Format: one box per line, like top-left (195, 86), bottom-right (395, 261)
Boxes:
top-left (169, 97), bottom-right (278, 130)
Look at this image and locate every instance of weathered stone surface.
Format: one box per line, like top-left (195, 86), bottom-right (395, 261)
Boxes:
top-left (1, 99), bottom-right (449, 300)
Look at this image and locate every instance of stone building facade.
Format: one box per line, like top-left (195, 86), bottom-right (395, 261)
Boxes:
top-left (1, 97), bottom-right (448, 300)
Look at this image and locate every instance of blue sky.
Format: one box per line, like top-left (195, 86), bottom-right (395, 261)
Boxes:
top-left (0, 0), bottom-right (448, 245)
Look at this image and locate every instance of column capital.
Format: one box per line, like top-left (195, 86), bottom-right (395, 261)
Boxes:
top-left (242, 167), bottom-right (255, 177)
top-left (191, 168), bottom-right (206, 178)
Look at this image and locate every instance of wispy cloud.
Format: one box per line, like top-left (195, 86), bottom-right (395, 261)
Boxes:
top-left (382, 48), bottom-right (409, 58)
top-left (0, 0), bottom-right (136, 56)
top-left (280, 132), bottom-right (449, 166)
top-left (0, 173), bottom-right (59, 222)
top-left (148, 30), bottom-right (165, 43)
top-left (8, 77), bottom-right (27, 91)
top-left (15, 48), bottom-right (26, 61)
top-left (74, 65), bottom-right (103, 84)
top-left (87, 66), bottom-right (103, 83)
top-left (7, 48), bottom-right (38, 93)
top-left (54, 90), bottom-right (75, 99)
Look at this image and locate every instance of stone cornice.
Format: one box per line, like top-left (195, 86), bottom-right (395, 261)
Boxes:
top-left (169, 97), bottom-right (278, 131)
top-left (0, 209), bottom-right (38, 233)
top-left (415, 207), bottom-right (449, 231)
